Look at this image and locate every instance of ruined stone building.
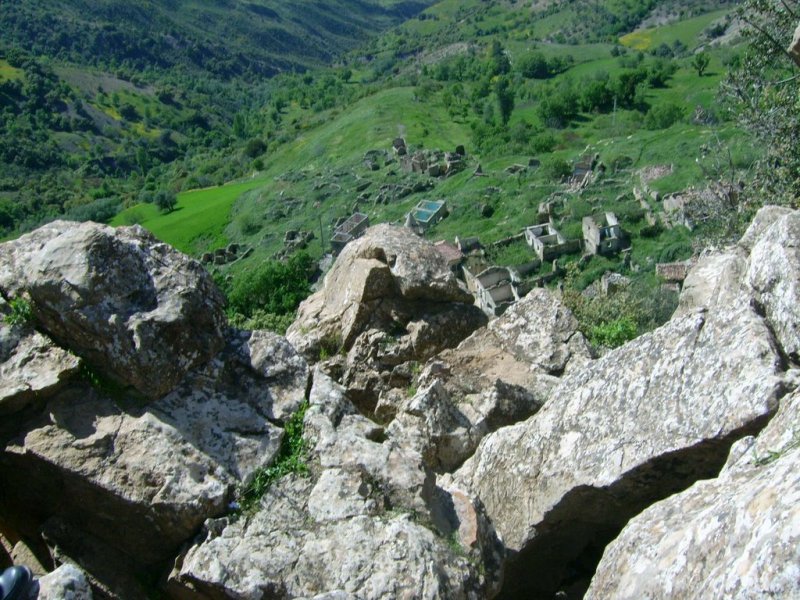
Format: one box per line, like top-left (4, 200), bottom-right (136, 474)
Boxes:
top-left (463, 264), bottom-right (522, 316)
top-left (582, 212), bottom-right (624, 256)
top-left (331, 212), bottom-right (369, 254)
top-left (524, 223), bottom-right (580, 261)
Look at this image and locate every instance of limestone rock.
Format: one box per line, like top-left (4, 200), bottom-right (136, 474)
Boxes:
top-left (0, 221), bottom-right (226, 399)
top-left (384, 288), bottom-right (589, 473)
top-left (0, 330), bottom-right (307, 593)
top-left (747, 210), bottom-right (800, 361)
top-left (170, 370), bottom-right (503, 599)
top-left (738, 205), bottom-right (794, 252)
top-left (455, 292), bottom-right (787, 597)
top-left (287, 224), bottom-right (481, 360)
top-left (38, 564), bottom-right (93, 600)
top-left (0, 298), bottom-right (80, 415)
top-left (486, 288), bottom-right (592, 375)
top-left (789, 22), bottom-right (800, 67)
top-left (586, 389), bottom-right (800, 600)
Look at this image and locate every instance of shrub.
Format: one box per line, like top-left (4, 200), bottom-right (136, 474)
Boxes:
top-left (244, 138), bottom-right (267, 158)
top-left (589, 317), bottom-right (638, 348)
top-left (542, 157), bottom-right (571, 182)
top-left (227, 310), bottom-right (296, 335)
top-left (644, 102), bottom-right (685, 130)
top-left (227, 252), bottom-right (313, 317)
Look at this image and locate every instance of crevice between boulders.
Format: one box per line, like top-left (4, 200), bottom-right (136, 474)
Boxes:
top-left (497, 409), bottom-right (780, 600)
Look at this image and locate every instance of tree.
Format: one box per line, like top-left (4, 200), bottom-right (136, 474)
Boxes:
top-left (722, 0), bottom-right (800, 208)
top-left (154, 189), bottom-right (177, 213)
top-left (494, 76), bottom-right (515, 126)
top-left (244, 138), bottom-right (266, 158)
top-left (232, 112), bottom-right (246, 138)
top-left (691, 52), bottom-right (710, 76)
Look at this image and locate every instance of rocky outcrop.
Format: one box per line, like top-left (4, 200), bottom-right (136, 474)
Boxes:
top-left (384, 289), bottom-right (591, 472)
top-left (169, 370), bottom-right (504, 599)
top-left (587, 387), bottom-right (800, 599)
top-left (454, 207), bottom-right (796, 598)
top-left (0, 221), bottom-right (227, 399)
top-left (0, 222), bottom-right (309, 597)
top-left (3, 207), bottom-right (800, 599)
top-left (288, 224), bottom-right (486, 414)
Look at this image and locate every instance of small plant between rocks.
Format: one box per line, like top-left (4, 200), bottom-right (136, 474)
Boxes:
top-left (4, 297), bottom-right (33, 326)
top-left (237, 400), bottom-right (310, 513)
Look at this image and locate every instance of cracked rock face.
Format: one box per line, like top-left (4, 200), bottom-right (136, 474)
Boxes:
top-left (586, 388), bottom-right (800, 599)
top-left (0, 221), bottom-right (227, 399)
top-left (1, 329), bottom-right (308, 572)
top-left (170, 370), bottom-right (504, 600)
top-left (454, 227), bottom-right (792, 598)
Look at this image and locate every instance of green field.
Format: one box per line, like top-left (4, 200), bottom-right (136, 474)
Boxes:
top-left (112, 177), bottom-right (269, 253)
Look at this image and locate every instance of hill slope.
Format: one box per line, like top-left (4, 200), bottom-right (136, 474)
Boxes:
top-left (0, 0), bottom-right (434, 78)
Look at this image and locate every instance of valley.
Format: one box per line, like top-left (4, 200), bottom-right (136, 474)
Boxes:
top-left (0, 0), bottom-right (786, 343)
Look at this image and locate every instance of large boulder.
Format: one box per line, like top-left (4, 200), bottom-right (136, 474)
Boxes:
top-left (1, 329), bottom-right (308, 587)
top-left (169, 370), bottom-right (504, 599)
top-left (38, 564), bottom-right (93, 600)
top-left (0, 222), bottom-right (309, 597)
top-left (586, 387), bottom-right (800, 599)
top-left (454, 238), bottom-right (791, 597)
top-left (287, 224), bottom-right (482, 360)
top-left (747, 210), bottom-right (800, 362)
top-left (0, 221), bottom-right (227, 399)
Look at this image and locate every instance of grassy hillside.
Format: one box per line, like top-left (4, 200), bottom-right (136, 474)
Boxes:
top-left (5, 0), bottom-right (761, 342)
top-left (116, 0), bottom-right (746, 273)
top-left (0, 0), bottom-right (441, 236)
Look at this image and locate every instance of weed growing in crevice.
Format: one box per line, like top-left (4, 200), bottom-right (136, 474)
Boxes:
top-left (79, 361), bottom-right (129, 399)
top-left (4, 297), bottom-right (33, 326)
top-left (237, 400), bottom-right (309, 513)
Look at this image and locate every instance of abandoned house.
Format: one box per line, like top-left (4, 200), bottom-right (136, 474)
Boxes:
top-left (656, 260), bottom-right (695, 292)
top-left (582, 212), bottom-right (625, 256)
top-left (405, 200), bottom-right (447, 234)
top-left (455, 236), bottom-right (482, 254)
top-left (524, 222), bottom-right (580, 261)
top-left (331, 212), bottom-right (370, 254)
top-left (463, 264), bottom-right (523, 316)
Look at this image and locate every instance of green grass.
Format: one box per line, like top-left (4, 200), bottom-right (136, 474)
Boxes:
top-left (236, 400), bottom-right (309, 513)
top-left (111, 176), bottom-right (269, 253)
top-left (0, 59), bottom-right (23, 82)
top-left (620, 8), bottom-right (733, 50)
